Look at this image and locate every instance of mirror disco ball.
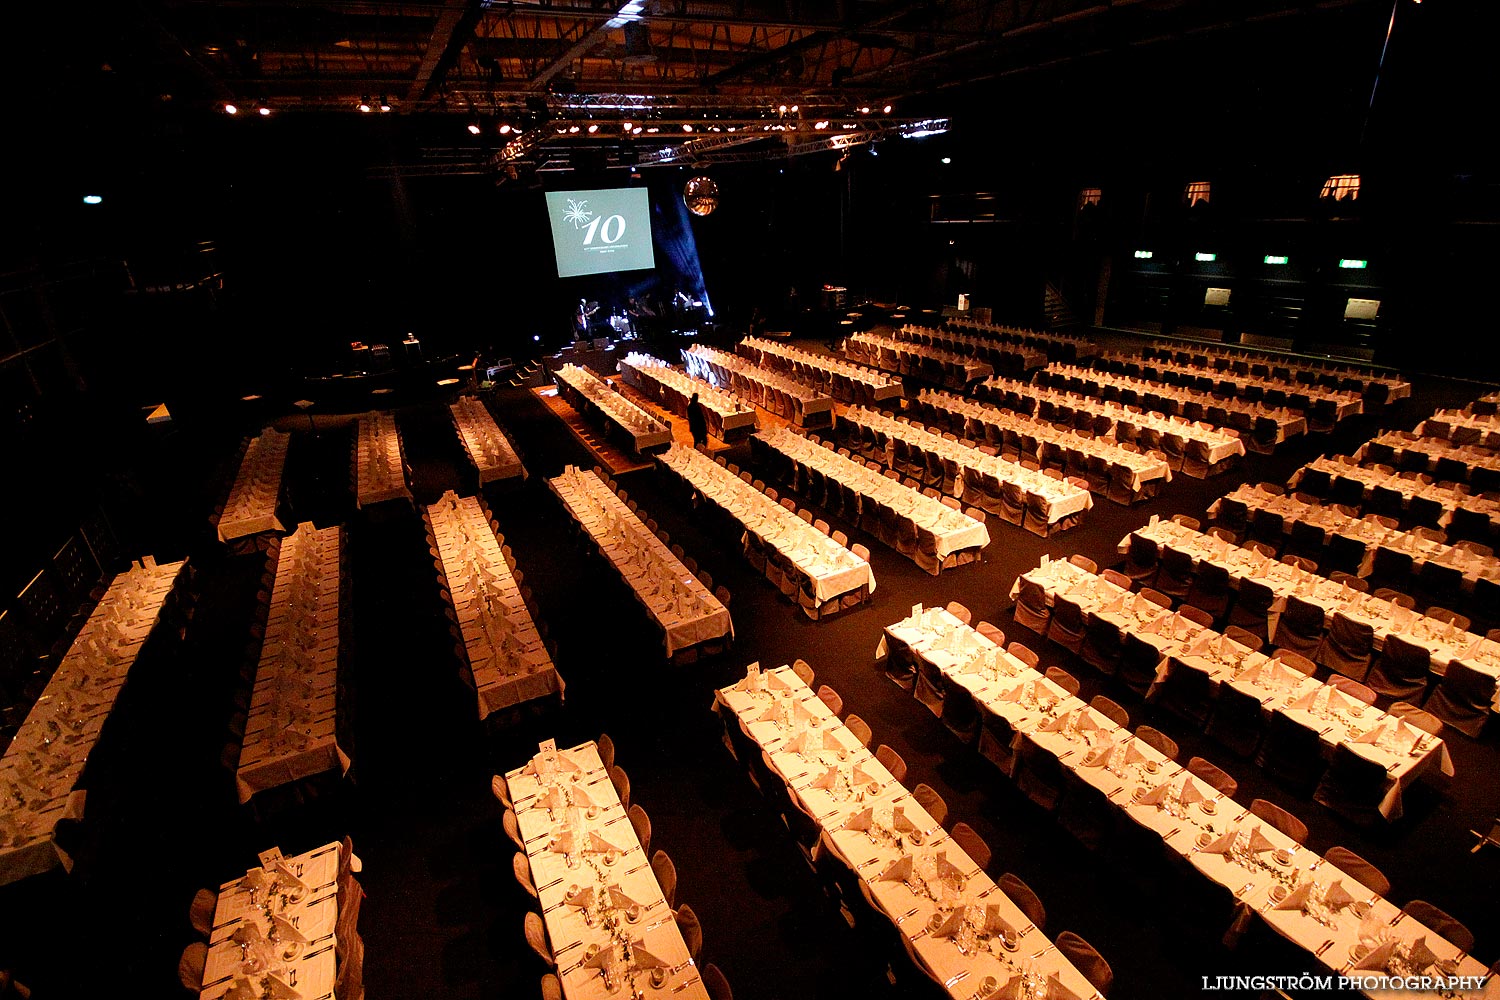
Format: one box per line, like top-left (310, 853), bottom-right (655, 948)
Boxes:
top-left (683, 176), bottom-right (720, 216)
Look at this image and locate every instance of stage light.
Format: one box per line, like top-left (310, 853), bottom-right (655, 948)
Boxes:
top-left (587, 123), bottom-right (599, 133)
top-left (569, 125), bottom-right (580, 133)
top-left (224, 103), bottom-right (239, 115)
top-left (467, 123), bottom-right (481, 134)
top-left (379, 96), bottom-right (391, 112)
top-left (683, 124), bottom-right (693, 132)
top-left (358, 98), bottom-right (372, 113)
top-left (815, 120), bottom-right (829, 129)
top-left (1195, 252), bottom-right (1217, 262)
top-left (940, 156), bottom-right (951, 164)
top-left (1134, 250), bottom-right (1153, 259)
top-left (622, 121), bottom-right (634, 131)
top-left (257, 106), bottom-right (271, 116)
top-left (1264, 254), bottom-right (1289, 265)
top-left (727, 126), bottom-right (736, 132)
top-left (1339, 258), bottom-right (1369, 269)
top-left (859, 106), bottom-right (870, 114)
top-left (790, 105), bottom-right (798, 113)
top-left (633, 127), bottom-right (643, 134)
top-left (499, 123), bottom-right (512, 134)
top-left (533, 334), bottom-right (541, 342)
top-left (82, 195), bottom-right (103, 205)
top-left (778, 104), bottom-right (787, 114)
top-left (882, 104), bottom-right (892, 113)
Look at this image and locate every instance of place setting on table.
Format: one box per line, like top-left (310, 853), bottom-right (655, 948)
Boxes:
top-left (506, 740), bottom-right (708, 999)
top-left (201, 841), bottom-right (343, 1000)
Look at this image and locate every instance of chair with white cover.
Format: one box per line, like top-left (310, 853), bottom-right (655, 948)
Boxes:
top-left (674, 904), bottom-right (704, 961)
top-left (1187, 756), bottom-right (1238, 798)
top-left (792, 658), bottom-right (815, 686)
top-left (178, 942), bottom-right (207, 991)
top-left (1365, 634), bottom-right (1431, 703)
top-left (503, 808), bottom-right (525, 851)
top-left (998, 873), bottom-right (1046, 932)
top-left (610, 764), bottom-right (631, 809)
top-left (1135, 725), bottom-right (1178, 762)
top-left (490, 774), bottom-right (513, 810)
top-left (524, 911), bottom-right (555, 967)
top-left (875, 744), bottom-right (907, 784)
top-left (651, 850), bottom-right (677, 909)
top-left (844, 713), bottom-right (873, 748)
top-left (950, 822), bottom-right (992, 870)
top-left (541, 973), bottom-right (563, 1000)
top-left (597, 733), bottom-right (617, 770)
top-left (1323, 846), bottom-right (1391, 898)
top-left (1089, 695), bottom-right (1129, 730)
top-left (1317, 612), bottom-right (1376, 682)
top-left (189, 888), bottom-right (216, 940)
top-left (1423, 660), bottom-right (1496, 738)
top-left (513, 852), bottom-right (539, 899)
top-left (912, 783), bottom-right (948, 828)
top-left (703, 963), bottom-right (733, 1000)
top-left (1057, 931), bottom-right (1113, 997)
top-left (1249, 797), bottom-right (1308, 844)
top-left (816, 684), bottom-right (844, 717)
top-left (628, 803), bottom-right (652, 855)
top-left (1399, 901), bottom-right (1474, 953)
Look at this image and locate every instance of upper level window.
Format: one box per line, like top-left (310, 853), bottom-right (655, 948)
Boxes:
top-left (1078, 187), bottom-right (1102, 209)
top-left (1184, 180), bottom-right (1211, 206)
top-left (1321, 174), bottom-right (1361, 201)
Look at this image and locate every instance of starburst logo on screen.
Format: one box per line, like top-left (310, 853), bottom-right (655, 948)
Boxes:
top-left (563, 199), bottom-right (594, 229)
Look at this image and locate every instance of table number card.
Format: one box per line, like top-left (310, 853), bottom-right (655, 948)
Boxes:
top-left (257, 847), bottom-right (284, 867)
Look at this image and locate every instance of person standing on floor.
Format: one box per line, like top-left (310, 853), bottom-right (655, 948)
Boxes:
top-left (687, 392), bottom-right (709, 451)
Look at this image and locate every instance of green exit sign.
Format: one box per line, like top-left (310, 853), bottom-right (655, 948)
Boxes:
top-left (1339, 258), bottom-right (1369, 269)
top-left (1263, 255), bottom-right (1289, 265)
top-left (1133, 250), bottom-right (1153, 260)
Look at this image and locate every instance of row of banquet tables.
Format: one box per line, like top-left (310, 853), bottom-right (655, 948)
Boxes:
top-left (547, 466), bottom-right (732, 659)
top-left (0, 557), bottom-right (186, 884)
top-left (1040, 362), bottom-right (1321, 435)
top-left (617, 353), bottom-right (758, 442)
top-left (554, 363), bottom-right (674, 457)
top-left (736, 336), bottom-right (904, 404)
top-left (1127, 517), bottom-right (1500, 700)
top-left (450, 396), bottom-right (527, 483)
top-left (1288, 457), bottom-right (1500, 533)
top-left (218, 429), bottom-right (290, 542)
top-left (717, 662), bottom-right (1105, 1000)
top-left (655, 445), bottom-right (874, 615)
top-left (681, 345), bottom-right (834, 427)
top-left (354, 411), bottom-right (412, 509)
top-left (236, 523), bottom-right (351, 804)
top-left (426, 490), bottom-right (562, 717)
top-left (1209, 484), bottom-right (1500, 592)
top-left (1014, 555), bottom-right (1452, 821)
top-left (880, 602), bottom-right (1489, 997)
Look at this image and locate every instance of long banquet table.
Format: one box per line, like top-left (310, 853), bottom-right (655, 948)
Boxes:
top-left (681, 345), bottom-right (835, 427)
top-left (913, 389), bottom-right (1171, 498)
top-left (1417, 409), bottom-right (1500, 449)
top-left (843, 331), bottom-right (994, 387)
top-left (554, 363), bottom-right (674, 456)
top-left (199, 840), bottom-right (345, 1000)
top-left (893, 324), bottom-right (1049, 372)
top-left (976, 374), bottom-right (1250, 462)
top-left (505, 740), bottom-right (710, 1000)
top-left (428, 491), bottom-right (563, 716)
top-left (735, 336), bottom-right (904, 404)
top-left (236, 524), bottom-right (352, 803)
top-left (1142, 340), bottom-right (1413, 403)
top-left (1093, 353), bottom-right (1366, 416)
top-left (752, 426), bottom-right (990, 572)
top-left (1039, 362), bottom-right (1321, 434)
top-left (450, 396), bottom-right (526, 483)
top-left (354, 411), bottom-right (412, 508)
top-left (1015, 557), bottom-right (1453, 820)
top-left (218, 428), bottom-right (290, 541)
top-left (716, 662), bottom-right (1104, 1000)
top-left (548, 466), bottom-right (732, 658)
top-left (0, 557), bottom-right (185, 885)
top-left (656, 446), bottom-right (873, 615)
top-left (617, 353), bottom-right (758, 441)
top-left (945, 318), bottom-right (1099, 362)
top-left (1356, 431), bottom-right (1500, 485)
top-left (880, 605), bottom-right (1487, 997)
top-left (836, 406), bottom-right (1094, 528)
top-left (1125, 517), bottom-right (1500, 703)
top-left (1208, 484), bottom-right (1500, 592)
top-left (1288, 457), bottom-right (1500, 534)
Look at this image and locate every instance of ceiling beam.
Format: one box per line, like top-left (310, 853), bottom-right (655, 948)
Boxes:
top-left (528, 1), bottom-right (649, 90)
top-left (407, 0), bottom-right (483, 103)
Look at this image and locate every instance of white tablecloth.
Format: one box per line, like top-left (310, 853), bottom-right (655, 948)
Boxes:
top-left (0, 558), bottom-right (185, 885)
top-left (218, 429), bottom-right (289, 541)
top-left (428, 491), bottom-right (562, 716)
top-left (1043, 362), bottom-right (1317, 436)
top-left (554, 364), bottom-right (674, 455)
top-left (736, 337), bottom-right (904, 402)
top-left (756, 427), bottom-right (990, 559)
top-left (681, 346), bottom-right (835, 426)
top-left (1358, 432), bottom-right (1500, 481)
top-left (548, 468), bottom-right (731, 657)
top-left (618, 354), bottom-right (758, 439)
top-left (844, 332), bottom-right (995, 386)
top-left (841, 406), bottom-right (1093, 525)
top-left (895, 324), bottom-right (1050, 371)
top-left (656, 446), bottom-right (874, 604)
top-left (355, 411), bottom-right (412, 508)
top-left (236, 524), bottom-right (351, 803)
top-left (1418, 410), bottom-right (1500, 449)
top-left (506, 742), bottom-right (709, 1000)
top-left (1289, 457), bottom-right (1500, 532)
top-left (200, 841), bottom-right (342, 999)
top-left (451, 396), bottom-right (526, 482)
